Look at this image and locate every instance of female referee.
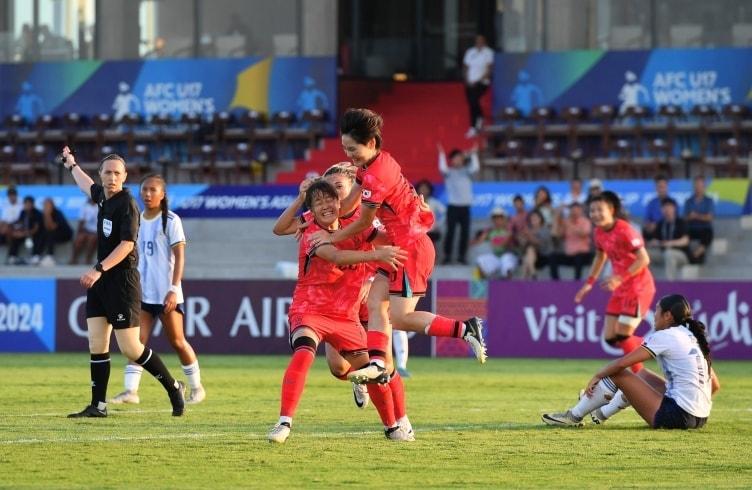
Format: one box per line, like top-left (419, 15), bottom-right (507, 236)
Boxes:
top-left (61, 146), bottom-right (185, 418)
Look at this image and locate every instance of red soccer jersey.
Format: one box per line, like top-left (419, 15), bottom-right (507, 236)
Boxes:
top-left (356, 151), bottom-right (434, 247)
top-left (594, 219), bottom-right (654, 290)
top-left (289, 220), bottom-right (376, 321)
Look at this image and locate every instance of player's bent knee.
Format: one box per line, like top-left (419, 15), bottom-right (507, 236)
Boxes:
top-left (605, 333), bottom-right (630, 346)
top-left (292, 335), bottom-right (317, 352)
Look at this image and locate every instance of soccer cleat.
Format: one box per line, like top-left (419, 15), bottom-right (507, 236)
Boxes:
top-left (268, 422), bottom-right (291, 443)
top-left (542, 410), bottom-right (584, 427)
top-left (108, 390), bottom-right (140, 404)
top-left (186, 385), bottom-right (206, 404)
top-left (398, 416), bottom-right (415, 439)
top-left (385, 425), bottom-right (415, 442)
top-left (463, 317), bottom-right (488, 364)
top-left (590, 408), bottom-right (607, 425)
top-left (348, 362), bottom-right (389, 385)
top-left (396, 367), bottom-right (412, 378)
top-left (169, 381), bottom-right (186, 416)
top-left (352, 382), bottom-right (370, 409)
top-left (67, 404), bottom-right (107, 418)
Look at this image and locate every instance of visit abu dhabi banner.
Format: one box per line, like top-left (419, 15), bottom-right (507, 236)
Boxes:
top-left (487, 281), bottom-right (752, 360)
top-left (0, 56), bottom-right (336, 131)
top-left (493, 48), bottom-right (752, 116)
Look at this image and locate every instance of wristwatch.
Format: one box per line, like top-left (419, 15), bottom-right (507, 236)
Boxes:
top-left (94, 262), bottom-right (104, 273)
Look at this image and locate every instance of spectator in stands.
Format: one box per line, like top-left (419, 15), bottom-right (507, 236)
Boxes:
top-left (643, 175), bottom-right (670, 241)
top-left (415, 179), bottom-right (446, 247)
top-left (462, 34), bottom-right (494, 137)
top-left (562, 178), bottom-right (586, 208)
top-left (38, 198), bottom-right (72, 266)
top-left (509, 194), bottom-right (528, 244)
top-left (549, 202), bottom-right (594, 280)
top-left (6, 196), bottom-right (43, 265)
top-left (438, 143), bottom-right (479, 264)
top-left (586, 178), bottom-right (603, 205)
top-left (143, 36), bottom-right (167, 59)
top-left (533, 185), bottom-right (554, 226)
top-left (684, 176), bottom-right (714, 262)
top-left (647, 198), bottom-right (690, 280)
top-left (1, 186), bottom-right (22, 245)
top-left (69, 197), bottom-right (99, 265)
top-left (472, 207), bottom-right (517, 279)
top-left (519, 209), bottom-right (554, 279)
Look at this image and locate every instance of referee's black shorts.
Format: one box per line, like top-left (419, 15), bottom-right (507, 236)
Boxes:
top-left (86, 268), bottom-right (141, 329)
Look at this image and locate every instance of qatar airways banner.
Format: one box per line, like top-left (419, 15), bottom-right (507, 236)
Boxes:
top-left (55, 279), bottom-right (433, 356)
top-left (487, 280), bottom-right (752, 360)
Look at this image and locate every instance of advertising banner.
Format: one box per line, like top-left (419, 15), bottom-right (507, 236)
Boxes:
top-left (55, 279), bottom-right (433, 356)
top-left (0, 279), bottom-right (56, 352)
top-left (487, 280), bottom-right (752, 360)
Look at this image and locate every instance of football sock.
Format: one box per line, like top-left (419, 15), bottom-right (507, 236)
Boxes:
top-left (367, 382), bottom-right (397, 428)
top-left (135, 347), bottom-right (179, 392)
top-left (367, 330), bottom-right (389, 365)
top-left (124, 364), bottom-right (143, 392)
top-left (618, 335), bottom-right (644, 373)
top-left (279, 347), bottom-right (315, 418)
top-left (90, 353), bottom-right (110, 408)
top-left (599, 390), bottom-right (631, 420)
top-left (278, 416), bottom-right (292, 427)
top-left (392, 330), bottom-right (409, 370)
top-left (181, 361), bottom-right (202, 390)
top-left (571, 377), bottom-right (618, 419)
top-left (388, 371), bottom-right (406, 420)
top-left (424, 315), bottom-right (465, 338)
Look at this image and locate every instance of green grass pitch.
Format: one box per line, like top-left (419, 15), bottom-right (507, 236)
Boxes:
top-left (1, 354), bottom-right (751, 489)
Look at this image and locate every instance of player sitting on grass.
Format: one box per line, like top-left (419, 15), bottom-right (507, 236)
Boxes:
top-left (543, 293), bottom-right (719, 430)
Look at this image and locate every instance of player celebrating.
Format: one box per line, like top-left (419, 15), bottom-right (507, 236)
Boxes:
top-left (110, 174), bottom-right (205, 406)
top-left (543, 293), bottom-right (719, 429)
top-left (310, 108), bottom-right (486, 385)
top-left (268, 179), bottom-right (411, 443)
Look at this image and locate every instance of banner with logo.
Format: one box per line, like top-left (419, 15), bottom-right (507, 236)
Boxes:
top-left (486, 280), bottom-right (752, 360)
top-left (0, 56), bottom-right (336, 132)
top-left (0, 279), bottom-right (56, 352)
top-left (492, 47), bottom-right (752, 116)
top-left (55, 279), bottom-right (433, 355)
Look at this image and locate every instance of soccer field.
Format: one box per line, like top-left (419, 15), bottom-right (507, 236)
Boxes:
top-left (1, 354), bottom-right (751, 489)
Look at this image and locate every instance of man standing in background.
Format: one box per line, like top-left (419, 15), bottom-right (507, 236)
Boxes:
top-left (463, 35), bottom-right (494, 138)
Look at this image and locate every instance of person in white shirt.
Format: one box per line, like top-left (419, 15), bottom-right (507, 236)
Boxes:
top-left (543, 293), bottom-right (719, 429)
top-left (110, 174), bottom-right (206, 405)
top-left (69, 197), bottom-right (99, 264)
top-left (0, 186), bottom-right (22, 245)
top-left (462, 34), bottom-right (494, 137)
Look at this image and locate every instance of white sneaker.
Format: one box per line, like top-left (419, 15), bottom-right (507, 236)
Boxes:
top-left (108, 390), bottom-right (140, 404)
top-left (268, 423), bottom-right (291, 443)
top-left (541, 410), bottom-right (583, 427)
top-left (40, 255), bottom-right (56, 267)
top-left (352, 382), bottom-right (369, 409)
top-left (29, 255), bottom-right (41, 266)
top-left (186, 385), bottom-right (206, 404)
top-left (385, 425), bottom-right (415, 442)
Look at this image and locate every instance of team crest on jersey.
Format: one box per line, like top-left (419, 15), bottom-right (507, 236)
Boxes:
top-left (103, 218), bottom-right (113, 237)
top-left (362, 189), bottom-right (372, 199)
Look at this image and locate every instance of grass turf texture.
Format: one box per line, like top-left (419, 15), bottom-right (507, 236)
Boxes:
top-left (1, 354), bottom-right (751, 489)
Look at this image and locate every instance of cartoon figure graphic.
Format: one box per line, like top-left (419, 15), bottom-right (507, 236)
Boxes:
top-left (112, 81), bottom-right (141, 121)
top-left (15, 82), bottom-right (45, 123)
top-left (296, 76), bottom-right (329, 118)
top-left (618, 71), bottom-right (649, 114)
top-left (510, 70), bottom-right (543, 117)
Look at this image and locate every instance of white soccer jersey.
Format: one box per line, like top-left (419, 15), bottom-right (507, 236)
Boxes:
top-left (137, 210), bottom-right (186, 305)
top-left (80, 202), bottom-right (99, 233)
top-left (642, 326), bottom-right (712, 418)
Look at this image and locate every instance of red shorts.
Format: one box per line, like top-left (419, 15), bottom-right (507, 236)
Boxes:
top-left (606, 282), bottom-right (656, 319)
top-left (289, 313), bottom-right (367, 355)
top-left (379, 233), bottom-right (435, 297)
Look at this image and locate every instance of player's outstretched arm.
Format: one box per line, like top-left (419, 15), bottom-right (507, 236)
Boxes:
top-left (314, 243), bottom-right (407, 270)
top-left (61, 146), bottom-right (95, 199)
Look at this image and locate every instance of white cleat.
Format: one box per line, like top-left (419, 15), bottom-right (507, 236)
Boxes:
top-left (541, 410), bottom-right (583, 427)
top-left (268, 423), bottom-right (291, 444)
top-left (347, 362), bottom-right (388, 384)
top-left (352, 382), bottom-right (369, 409)
top-left (186, 385), bottom-right (206, 404)
top-left (385, 425), bottom-right (415, 442)
top-left (108, 390), bottom-right (140, 404)
top-left (463, 317), bottom-right (488, 364)
top-left (398, 416), bottom-right (415, 439)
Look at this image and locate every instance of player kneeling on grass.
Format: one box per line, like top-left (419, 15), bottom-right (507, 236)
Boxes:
top-left (543, 294), bottom-right (719, 430)
top-left (269, 179), bottom-right (412, 443)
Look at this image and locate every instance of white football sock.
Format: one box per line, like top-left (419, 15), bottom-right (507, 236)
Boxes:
top-left (392, 330), bottom-right (409, 370)
top-left (571, 377), bottom-right (617, 419)
top-left (278, 416), bottom-right (292, 426)
top-left (599, 390), bottom-right (631, 420)
top-left (182, 361), bottom-right (202, 390)
top-left (124, 364), bottom-right (144, 392)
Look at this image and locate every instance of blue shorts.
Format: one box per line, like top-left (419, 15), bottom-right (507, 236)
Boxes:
top-left (141, 302), bottom-right (184, 319)
top-left (653, 396), bottom-right (707, 430)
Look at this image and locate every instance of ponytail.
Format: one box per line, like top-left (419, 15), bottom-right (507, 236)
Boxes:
top-left (160, 195), bottom-right (169, 234)
top-left (684, 318), bottom-right (712, 368)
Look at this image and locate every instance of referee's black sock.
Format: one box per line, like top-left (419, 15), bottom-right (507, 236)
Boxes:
top-left (135, 347), bottom-right (178, 392)
top-left (90, 353), bottom-right (111, 408)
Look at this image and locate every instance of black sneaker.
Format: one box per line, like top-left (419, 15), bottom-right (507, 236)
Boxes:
top-left (169, 380), bottom-right (186, 416)
top-left (463, 317), bottom-right (488, 364)
top-left (68, 404), bottom-right (107, 418)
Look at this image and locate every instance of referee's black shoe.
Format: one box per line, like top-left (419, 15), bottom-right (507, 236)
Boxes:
top-left (68, 404), bottom-right (107, 418)
top-left (170, 380), bottom-right (186, 416)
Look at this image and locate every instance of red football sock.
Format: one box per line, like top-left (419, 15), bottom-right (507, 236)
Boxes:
top-left (279, 347), bottom-right (315, 418)
top-left (367, 383), bottom-right (396, 428)
top-left (425, 315), bottom-right (464, 338)
top-left (388, 372), bottom-right (406, 420)
top-left (367, 330), bottom-right (390, 363)
top-left (618, 335), bottom-right (644, 373)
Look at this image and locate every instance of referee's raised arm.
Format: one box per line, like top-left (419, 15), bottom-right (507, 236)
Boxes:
top-left (61, 146), bottom-right (95, 198)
